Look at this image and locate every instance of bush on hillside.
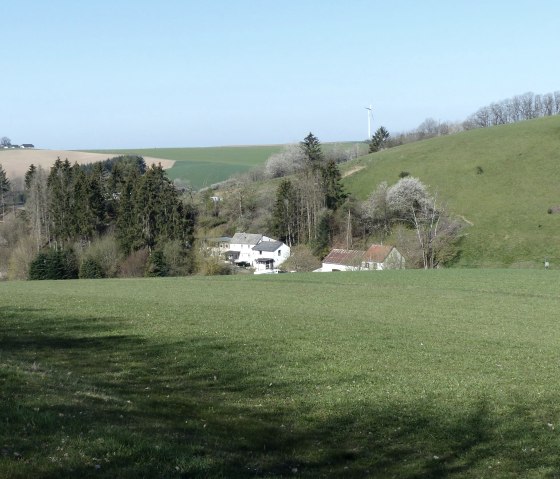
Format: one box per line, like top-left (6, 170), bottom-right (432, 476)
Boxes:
top-left (79, 258), bottom-right (105, 279)
top-left (29, 249), bottom-right (79, 280)
top-left (119, 248), bottom-right (149, 278)
top-left (145, 250), bottom-right (169, 277)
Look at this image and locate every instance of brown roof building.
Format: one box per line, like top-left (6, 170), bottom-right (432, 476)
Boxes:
top-left (320, 245), bottom-right (405, 272)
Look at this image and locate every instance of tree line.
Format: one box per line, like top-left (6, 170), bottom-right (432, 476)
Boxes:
top-left (369, 90), bottom-right (560, 151)
top-left (463, 91), bottom-right (560, 129)
top-left (1, 156), bottom-right (196, 279)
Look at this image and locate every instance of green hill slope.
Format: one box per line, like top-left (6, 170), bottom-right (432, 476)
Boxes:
top-left (342, 116), bottom-right (560, 267)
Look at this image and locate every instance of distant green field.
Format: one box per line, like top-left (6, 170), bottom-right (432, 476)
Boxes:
top-left (342, 116), bottom-right (560, 267)
top-left (89, 142), bottom-right (368, 189)
top-left (2, 270), bottom-right (560, 477)
top-left (88, 146), bottom-right (285, 189)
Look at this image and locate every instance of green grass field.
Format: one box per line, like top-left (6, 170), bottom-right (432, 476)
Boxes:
top-left (88, 146), bottom-right (285, 189)
top-left (341, 116), bottom-right (560, 268)
top-left (2, 270), bottom-right (560, 477)
top-left (89, 142), bottom-right (368, 189)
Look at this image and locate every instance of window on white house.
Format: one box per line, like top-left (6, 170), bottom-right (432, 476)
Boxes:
top-left (278, 249), bottom-right (281, 256)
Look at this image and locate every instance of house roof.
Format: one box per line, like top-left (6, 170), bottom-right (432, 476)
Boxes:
top-left (252, 240), bottom-right (283, 252)
top-left (365, 244), bottom-right (394, 263)
top-left (230, 232), bottom-right (263, 245)
top-left (206, 236), bottom-right (231, 243)
top-left (323, 245), bottom-right (396, 266)
top-left (322, 249), bottom-right (365, 266)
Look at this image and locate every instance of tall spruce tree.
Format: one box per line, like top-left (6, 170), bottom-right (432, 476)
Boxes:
top-left (322, 159), bottom-right (346, 210)
top-left (300, 132), bottom-right (324, 171)
top-left (24, 164), bottom-right (36, 190)
top-left (0, 163), bottom-right (10, 219)
top-left (272, 179), bottom-right (298, 246)
top-left (47, 158), bottom-right (75, 247)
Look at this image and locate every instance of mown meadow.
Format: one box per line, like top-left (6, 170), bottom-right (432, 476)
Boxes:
top-left (2, 270), bottom-right (560, 478)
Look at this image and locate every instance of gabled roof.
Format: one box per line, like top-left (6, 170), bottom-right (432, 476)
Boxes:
top-left (253, 240), bottom-right (283, 253)
top-left (322, 249), bottom-right (365, 266)
top-left (230, 232), bottom-right (263, 245)
top-left (365, 244), bottom-right (394, 263)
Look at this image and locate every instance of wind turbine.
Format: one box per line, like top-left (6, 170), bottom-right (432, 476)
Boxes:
top-left (365, 104), bottom-right (373, 139)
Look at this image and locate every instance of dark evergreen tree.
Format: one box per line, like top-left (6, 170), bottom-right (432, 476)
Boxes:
top-left (145, 250), bottom-right (169, 277)
top-left (88, 162), bottom-right (107, 234)
top-left (322, 159), bottom-right (347, 210)
top-left (29, 249), bottom-right (78, 280)
top-left (73, 167), bottom-right (94, 239)
top-left (116, 169), bottom-right (142, 255)
top-left (24, 164), bottom-right (36, 190)
top-left (28, 252), bottom-right (49, 280)
top-left (272, 179), bottom-right (298, 246)
top-left (79, 258), bottom-right (105, 278)
top-left (300, 132), bottom-right (324, 171)
top-left (312, 210), bottom-right (334, 258)
top-left (369, 126), bottom-right (390, 153)
top-left (0, 163), bottom-right (10, 218)
top-left (47, 158), bottom-right (75, 246)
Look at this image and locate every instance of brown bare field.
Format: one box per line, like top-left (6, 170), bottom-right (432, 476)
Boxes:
top-left (0, 149), bottom-right (175, 180)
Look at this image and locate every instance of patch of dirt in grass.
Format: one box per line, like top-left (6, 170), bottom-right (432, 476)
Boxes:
top-left (342, 165), bottom-right (366, 178)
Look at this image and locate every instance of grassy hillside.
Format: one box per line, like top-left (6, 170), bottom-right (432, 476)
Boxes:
top-left (342, 116), bottom-right (560, 267)
top-left (2, 270), bottom-right (560, 477)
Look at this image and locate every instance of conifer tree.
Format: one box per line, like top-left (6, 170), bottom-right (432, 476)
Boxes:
top-left (300, 132), bottom-right (324, 171)
top-left (322, 159), bottom-right (347, 210)
top-left (0, 163), bottom-right (10, 219)
top-left (272, 179), bottom-right (298, 246)
top-left (24, 164), bottom-right (36, 190)
top-left (47, 158), bottom-right (75, 247)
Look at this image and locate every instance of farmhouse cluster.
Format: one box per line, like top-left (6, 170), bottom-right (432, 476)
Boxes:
top-left (0, 143), bottom-right (34, 149)
top-left (208, 232), bottom-right (404, 274)
top-left (210, 233), bottom-right (291, 274)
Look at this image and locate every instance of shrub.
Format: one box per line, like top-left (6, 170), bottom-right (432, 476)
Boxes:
top-left (145, 250), bottom-right (169, 277)
top-left (7, 236), bottom-right (36, 280)
top-left (119, 248), bottom-right (149, 278)
top-left (83, 234), bottom-right (120, 278)
top-left (29, 249), bottom-right (78, 280)
top-left (279, 245), bottom-right (321, 272)
top-left (79, 258), bottom-right (105, 279)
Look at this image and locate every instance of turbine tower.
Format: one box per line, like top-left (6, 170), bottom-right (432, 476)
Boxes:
top-left (365, 105), bottom-right (373, 139)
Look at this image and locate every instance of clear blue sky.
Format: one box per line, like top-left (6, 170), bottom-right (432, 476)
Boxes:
top-left (2, 0), bottom-right (559, 149)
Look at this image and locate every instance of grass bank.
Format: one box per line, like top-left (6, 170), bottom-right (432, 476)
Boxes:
top-left (342, 116), bottom-right (560, 267)
top-left (2, 270), bottom-right (560, 477)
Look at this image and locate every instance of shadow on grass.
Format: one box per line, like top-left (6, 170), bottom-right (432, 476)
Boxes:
top-left (1, 305), bottom-right (560, 478)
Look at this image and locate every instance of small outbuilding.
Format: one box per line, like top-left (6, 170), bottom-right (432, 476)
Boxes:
top-left (320, 244), bottom-right (405, 272)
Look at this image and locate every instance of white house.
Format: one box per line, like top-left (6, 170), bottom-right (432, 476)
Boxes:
top-left (224, 232), bottom-right (290, 273)
top-left (320, 244), bottom-right (405, 272)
